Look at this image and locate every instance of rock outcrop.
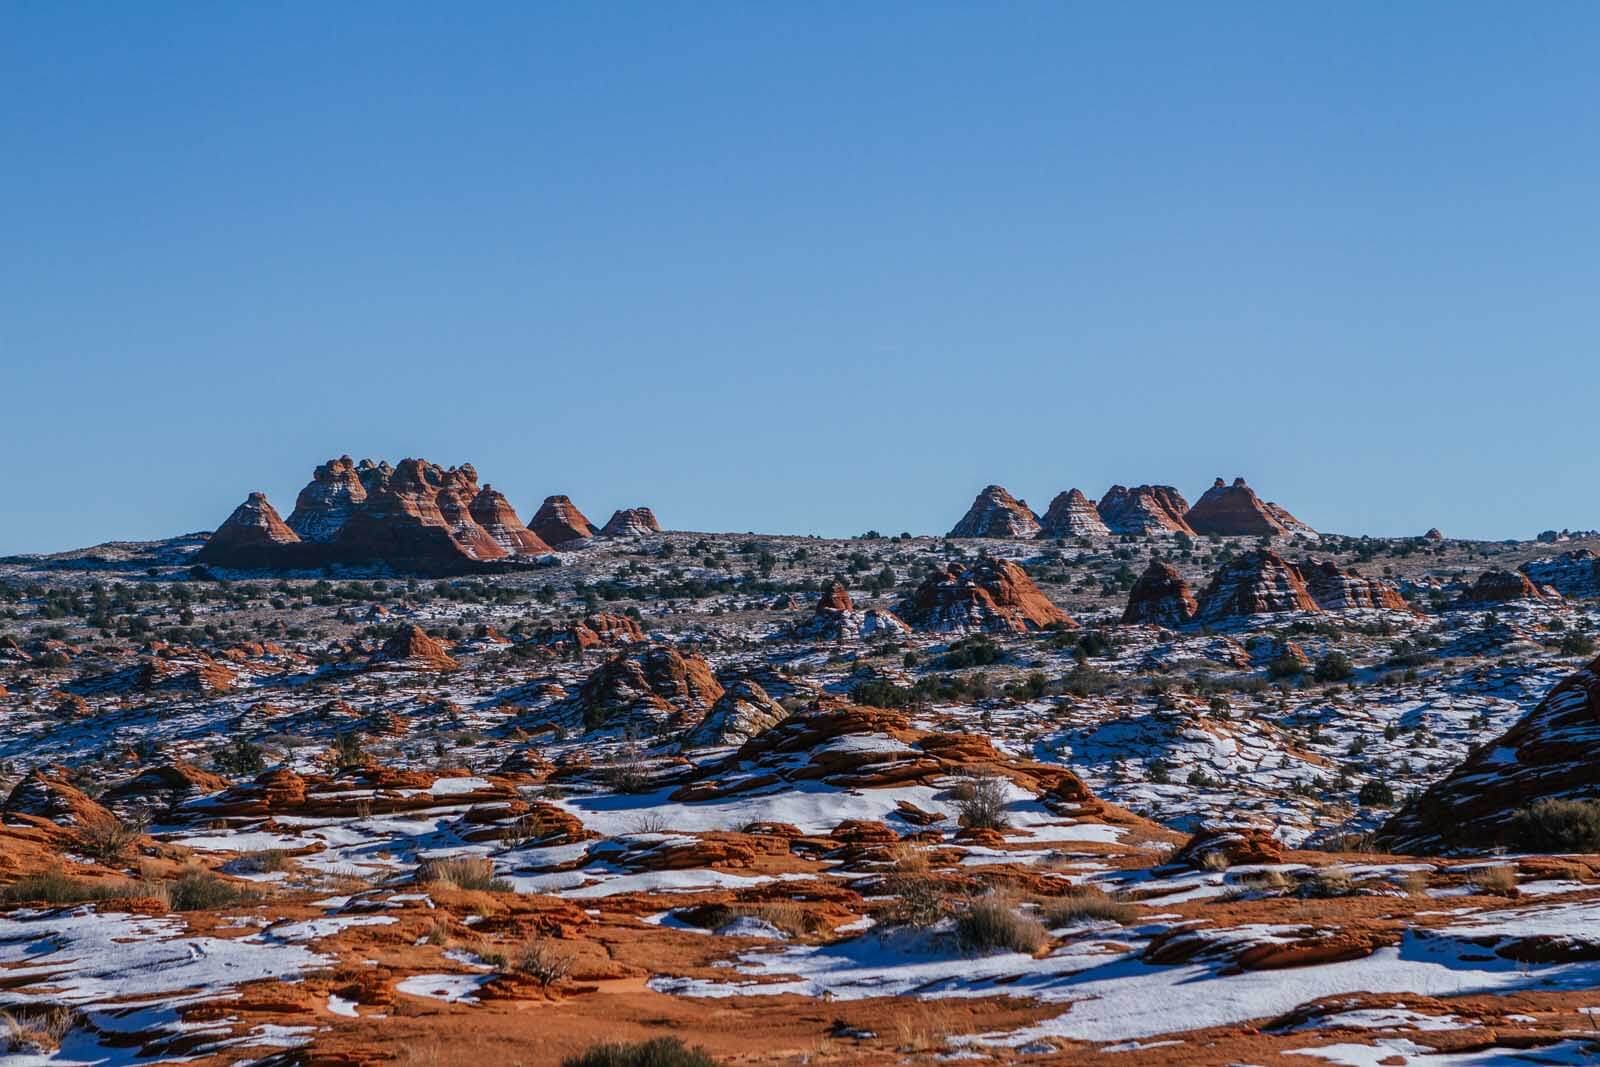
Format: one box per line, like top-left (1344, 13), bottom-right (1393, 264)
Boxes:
top-left (1301, 559), bottom-right (1412, 612)
top-left (1037, 489), bottom-right (1109, 538)
top-left (1521, 551), bottom-right (1600, 600)
top-left (792, 581), bottom-right (910, 640)
top-left (1097, 485), bottom-right (1195, 537)
top-left (374, 625), bottom-right (460, 671)
top-left (575, 646), bottom-right (724, 729)
top-left (286, 456), bottom-right (368, 542)
top-left (1375, 656), bottom-right (1600, 853)
top-left (948, 486), bottom-right (1040, 539)
top-left (1458, 569), bottom-right (1555, 605)
top-left (1193, 550), bottom-right (1319, 622)
top-left (196, 457), bottom-right (558, 574)
top-left (599, 508), bottom-right (661, 537)
top-left (1184, 478), bottom-right (1315, 538)
top-left (683, 680), bottom-right (789, 747)
top-left (529, 495), bottom-right (595, 547)
top-left (896, 559), bottom-right (1074, 632)
top-left (1121, 561), bottom-right (1198, 627)
top-left (193, 494), bottom-right (302, 568)
top-left (468, 485), bottom-right (552, 555)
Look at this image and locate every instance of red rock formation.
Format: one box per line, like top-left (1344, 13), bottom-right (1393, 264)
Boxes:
top-left (794, 581), bottom-right (909, 640)
top-left (576, 646), bottom-right (725, 729)
top-left (1424, 528), bottom-right (1445, 541)
top-left (286, 457), bottom-right (368, 542)
top-left (1376, 656), bottom-right (1600, 853)
top-left (3, 769), bottom-right (115, 828)
top-left (529, 495), bottom-right (595, 547)
top-left (432, 463), bottom-right (508, 561)
top-left (465, 484), bottom-right (551, 555)
top-left (375, 625), bottom-right (460, 671)
top-left (1184, 478), bottom-right (1314, 538)
top-left (897, 558), bottom-right (1075, 632)
top-left (599, 507), bottom-right (661, 537)
top-left (1458, 569), bottom-right (1554, 604)
top-left (538, 613), bottom-right (647, 652)
top-left (105, 762), bottom-right (228, 806)
top-left (817, 581), bottom-right (853, 613)
top-left (683, 679), bottom-right (789, 747)
top-left (1037, 489), bottom-right (1109, 538)
top-left (1175, 824), bottom-right (1284, 868)
top-left (194, 493), bottom-right (302, 567)
top-left (947, 486), bottom-right (1040, 539)
top-left (1097, 485), bottom-right (1195, 537)
top-left (1301, 559), bottom-right (1411, 612)
top-left (1193, 550), bottom-right (1320, 622)
top-left (1121, 560), bottom-right (1198, 627)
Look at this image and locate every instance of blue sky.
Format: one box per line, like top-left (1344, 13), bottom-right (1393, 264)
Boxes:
top-left (4, 4), bottom-right (1597, 554)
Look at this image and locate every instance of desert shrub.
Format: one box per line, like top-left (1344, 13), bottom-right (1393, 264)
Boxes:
top-left (954, 775), bottom-right (1010, 831)
top-left (850, 678), bottom-right (914, 708)
top-left (415, 855), bottom-right (511, 893)
top-left (235, 849), bottom-right (291, 874)
top-left (956, 895), bottom-right (1046, 955)
top-left (1560, 632), bottom-right (1597, 656)
top-left (1313, 652), bottom-right (1355, 683)
top-left (78, 813), bottom-right (145, 864)
top-left (214, 739), bottom-right (266, 777)
top-left (938, 635), bottom-right (1002, 669)
top-left (514, 936), bottom-right (575, 986)
top-left (1, 1005), bottom-right (79, 1055)
top-left (600, 751), bottom-right (651, 794)
top-left (3, 870), bottom-right (133, 905)
top-left (1267, 656), bottom-right (1305, 680)
top-left (1299, 868), bottom-right (1356, 898)
top-left (1041, 885), bottom-right (1136, 926)
top-left (1473, 865), bottom-right (1518, 893)
top-left (562, 1037), bottom-right (721, 1067)
top-left (1358, 780), bottom-right (1396, 807)
top-left (1513, 798), bottom-right (1600, 851)
top-left (168, 867), bottom-right (260, 911)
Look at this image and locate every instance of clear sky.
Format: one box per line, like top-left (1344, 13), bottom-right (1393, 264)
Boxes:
top-left (4, 3), bottom-right (1598, 555)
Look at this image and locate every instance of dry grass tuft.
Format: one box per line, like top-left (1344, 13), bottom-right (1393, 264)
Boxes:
top-left (1041, 884), bottom-right (1137, 926)
top-left (415, 855), bottom-right (511, 893)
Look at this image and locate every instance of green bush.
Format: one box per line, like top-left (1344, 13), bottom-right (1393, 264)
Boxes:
top-left (1313, 652), bottom-right (1355, 683)
top-left (563, 1038), bottom-right (722, 1067)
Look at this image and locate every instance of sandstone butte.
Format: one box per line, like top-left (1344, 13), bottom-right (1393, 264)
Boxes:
top-left (1184, 477), bottom-right (1317, 538)
top-left (599, 507), bottom-right (662, 537)
top-left (1037, 488), bottom-right (1110, 538)
top-left (947, 485), bottom-right (1040, 539)
top-left (1097, 484), bottom-right (1195, 536)
top-left (194, 457), bottom-right (588, 575)
top-left (529, 494), bottom-right (597, 547)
